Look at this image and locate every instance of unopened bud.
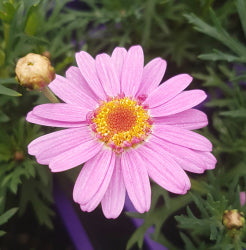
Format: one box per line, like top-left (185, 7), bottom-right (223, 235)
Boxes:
top-left (14, 151), bottom-right (24, 161)
top-left (223, 209), bottom-right (245, 230)
top-left (15, 53), bottom-right (55, 90)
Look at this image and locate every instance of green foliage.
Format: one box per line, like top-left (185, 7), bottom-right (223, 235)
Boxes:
top-left (0, 198), bottom-right (18, 237)
top-left (0, 119), bottom-right (54, 229)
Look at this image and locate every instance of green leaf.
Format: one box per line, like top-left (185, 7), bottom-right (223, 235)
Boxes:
top-left (0, 207), bottom-right (18, 225)
top-left (198, 50), bottom-right (242, 62)
top-left (220, 109), bottom-right (246, 118)
top-left (236, 0), bottom-right (246, 39)
top-left (184, 12), bottom-right (246, 59)
top-left (0, 84), bottom-right (21, 96)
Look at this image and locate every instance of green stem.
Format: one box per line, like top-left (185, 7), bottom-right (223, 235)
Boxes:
top-left (42, 86), bottom-right (59, 103)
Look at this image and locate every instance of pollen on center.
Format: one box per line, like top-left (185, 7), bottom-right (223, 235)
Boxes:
top-left (87, 95), bottom-right (153, 153)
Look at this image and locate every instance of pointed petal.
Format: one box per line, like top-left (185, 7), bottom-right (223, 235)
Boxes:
top-left (101, 156), bottom-right (126, 219)
top-left (150, 90), bottom-right (207, 117)
top-left (146, 74), bottom-right (192, 108)
top-left (111, 47), bottom-right (127, 85)
top-left (26, 111), bottom-right (85, 128)
top-left (154, 109), bottom-right (208, 130)
top-left (96, 53), bottom-right (120, 96)
top-left (137, 142), bottom-right (191, 194)
top-left (121, 150), bottom-right (151, 213)
top-left (121, 45), bottom-right (144, 96)
top-left (31, 103), bottom-right (89, 122)
top-left (149, 135), bottom-right (206, 173)
top-left (49, 139), bottom-right (103, 172)
top-left (76, 51), bottom-right (106, 100)
top-left (73, 149), bottom-right (115, 205)
top-left (65, 66), bottom-right (99, 102)
top-left (137, 57), bottom-right (167, 96)
top-left (153, 124), bottom-right (212, 151)
top-left (49, 75), bottom-right (97, 109)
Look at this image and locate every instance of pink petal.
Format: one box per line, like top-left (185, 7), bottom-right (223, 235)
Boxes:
top-left (146, 74), bottom-right (192, 108)
top-left (121, 45), bottom-right (144, 97)
top-left (153, 124), bottom-right (212, 151)
top-left (154, 109), bottom-right (208, 130)
top-left (111, 47), bottom-right (127, 84)
top-left (121, 150), bottom-right (151, 213)
top-left (137, 57), bottom-right (167, 96)
top-left (49, 139), bottom-right (103, 172)
top-left (28, 126), bottom-right (92, 164)
top-left (137, 142), bottom-right (191, 194)
top-left (101, 156), bottom-right (126, 219)
top-left (26, 111), bottom-right (85, 128)
top-left (149, 90), bottom-right (207, 117)
top-left (240, 192), bottom-right (246, 206)
top-left (49, 75), bottom-right (97, 109)
top-left (194, 151), bottom-right (217, 170)
top-left (73, 149), bottom-right (115, 205)
top-left (31, 103), bottom-right (90, 122)
top-left (149, 135), bottom-right (206, 173)
top-left (96, 53), bottom-right (120, 96)
top-left (65, 66), bottom-right (99, 101)
top-left (76, 51), bottom-right (106, 100)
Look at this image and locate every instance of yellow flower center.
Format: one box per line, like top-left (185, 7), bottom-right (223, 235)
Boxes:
top-left (88, 95), bottom-right (152, 153)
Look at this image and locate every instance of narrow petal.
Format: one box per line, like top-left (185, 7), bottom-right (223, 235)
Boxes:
top-left (111, 47), bottom-right (127, 84)
top-left (153, 124), bottom-right (212, 151)
top-left (28, 126), bottom-right (91, 156)
top-left (146, 74), bottom-right (193, 108)
top-left (96, 53), bottom-right (120, 96)
top-left (49, 139), bottom-right (103, 172)
top-left (154, 109), bottom-right (208, 130)
top-left (149, 90), bottom-right (207, 117)
top-left (76, 51), bottom-right (106, 100)
top-left (101, 156), bottom-right (126, 219)
top-left (137, 57), bottom-right (167, 96)
top-left (49, 75), bottom-right (97, 109)
top-left (31, 103), bottom-right (90, 122)
top-left (26, 111), bottom-right (85, 128)
top-left (73, 149), bottom-right (115, 205)
top-left (29, 127), bottom-right (93, 165)
top-left (121, 150), bottom-right (151, 213)
top-left (149, 135), bottom-right (207, 173)
top-left (137, 142), bottom-right (191, 194)
top-left (121, 45), bottom-right (144, 96)
top-left (65, 66), bottom-right (99, 101)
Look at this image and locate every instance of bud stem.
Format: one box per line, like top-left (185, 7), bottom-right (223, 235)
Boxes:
top-left (42, 86), bottom-right (59, 103)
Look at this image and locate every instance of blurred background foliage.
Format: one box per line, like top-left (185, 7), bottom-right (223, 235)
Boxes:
top-left (0, 0), bottom-right (246, 249)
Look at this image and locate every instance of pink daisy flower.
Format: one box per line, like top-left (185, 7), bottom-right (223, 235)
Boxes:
top-left (26, 45), bottom-right (216, 219)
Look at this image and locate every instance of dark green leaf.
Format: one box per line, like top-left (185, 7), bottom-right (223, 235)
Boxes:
top-left (220, 109), bottom-right (246, 118)
top-left (0, 207), bottom-right (18, 225)
top-left (0, 84), bottom-right (21, 96)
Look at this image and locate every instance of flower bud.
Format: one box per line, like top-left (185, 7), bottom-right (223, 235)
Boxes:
top-left (14, 151), bottom-right (24, 162)
top-left (15, 53), bottom-right (55, 90)
top-left (223, 209), bottom-right (245, 230)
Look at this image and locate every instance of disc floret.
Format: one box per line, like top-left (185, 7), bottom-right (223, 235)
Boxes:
top-left (88, 94), bottom-right (152, 152)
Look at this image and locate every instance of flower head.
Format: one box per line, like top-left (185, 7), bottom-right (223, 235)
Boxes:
top-left (26, 45), bottom-right (216, 218)
top-left (15, 53), bottom-right (55, 90)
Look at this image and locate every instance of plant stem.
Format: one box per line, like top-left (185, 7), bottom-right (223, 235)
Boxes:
top-left (42, 86), bottom-right (59, 103)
